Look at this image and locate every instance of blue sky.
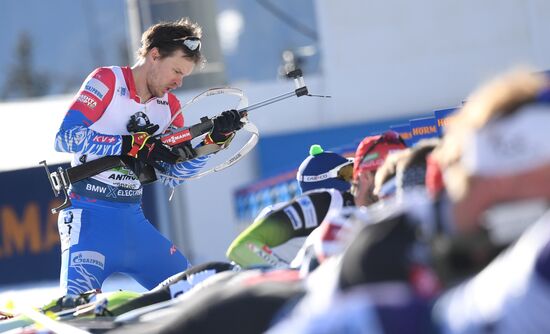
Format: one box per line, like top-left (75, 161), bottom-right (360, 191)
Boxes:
top-left (0, 0), bottom-right (319, 99)
top-left (0, 0), bottom-right (128, 97)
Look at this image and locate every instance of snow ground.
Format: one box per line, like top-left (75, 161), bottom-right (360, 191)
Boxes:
top-left (0, 274), bottom-right (147, 310)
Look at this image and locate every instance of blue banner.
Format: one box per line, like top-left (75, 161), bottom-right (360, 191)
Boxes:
top-left (409, 117), bottom-right (438, 146)
top-left (234, 171), bottom-right (299, 222)
top-left (390, 123), bottom-right (414, 147)
top-left (0, 163), bottom-right (67, 285)
top-left (434, 108), bottom-right (457, 137)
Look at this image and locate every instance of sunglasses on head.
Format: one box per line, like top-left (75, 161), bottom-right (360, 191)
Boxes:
top-left (172, 36), bottom-right (201, 53)
top-left (359, 131), bottom-right (405, 166)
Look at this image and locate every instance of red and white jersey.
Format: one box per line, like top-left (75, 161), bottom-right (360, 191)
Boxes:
top-left (56, 66), bottom-right (184, 200)
top-left (79, 67), bottom-right (178, 189)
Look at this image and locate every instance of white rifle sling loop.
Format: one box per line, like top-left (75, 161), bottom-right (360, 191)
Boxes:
top-left (166, 87), bottom-right (248, 128)
top-left (160, 87), bottom-right (259, 182)
top-left (186, 121), bottom-right (259, 180)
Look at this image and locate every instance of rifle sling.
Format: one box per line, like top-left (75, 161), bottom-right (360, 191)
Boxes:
top-left (65, 156), bottom-right (127, 184)
top-left (65, 145), bottom-right (221, 185)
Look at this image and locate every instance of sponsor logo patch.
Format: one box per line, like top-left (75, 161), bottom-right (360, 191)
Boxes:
top-left (85, 78), bottom-right (109, 100)
top-left (92, 135), bottom-right (116, 143)
top-left (303, 174), bottom-right (329, 182)
top-left (106, 185), bottom-right (118, 198)
top-left (116, 188), bottom-right (143, 197)
top-left (70, 251), bottom-right (105, 269)
top-left (108, 174), bottom-right (137, 181)
top-left (247, 243), bottom-right (280, 266)
top-left (297, 196), bottom-right (318, 228)
top-left (412, 125), bottom-right (437, 136)
top-left (77, 94), bottom-right (97, 109)
top-left (58, 209), bottom-right (82, 251)
top-left (284, 206), bottom-right (302, 230)
top-left (63, 211), bottom-right (74, 224)
top-left (162, 131), bottom-right (192, 145)
top-left (86, 184), bottom-right (107, 194)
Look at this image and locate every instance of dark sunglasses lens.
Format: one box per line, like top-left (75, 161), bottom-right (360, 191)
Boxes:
top-left (337, 164), bottom-right (354, 182)
top-left (382, 131), bottom-right (403, 144)
top-left (382, 131), bottom-right (399, 142)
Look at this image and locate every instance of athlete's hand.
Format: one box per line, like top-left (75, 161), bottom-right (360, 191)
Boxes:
top-left (173, 141), bottom-right (197, 162)
top-left (121, 132), bottom-right (179, 170)
top-left (204, 109), bottom-right (244, 145)
top-left (126, 112), bottom-right (160, 135)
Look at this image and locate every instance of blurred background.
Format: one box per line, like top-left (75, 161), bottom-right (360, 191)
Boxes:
top-left (1, 0), bottom-right (549, 291)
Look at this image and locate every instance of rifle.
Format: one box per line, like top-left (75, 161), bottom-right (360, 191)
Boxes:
top-left (158, 69), bottom-right (310, 161)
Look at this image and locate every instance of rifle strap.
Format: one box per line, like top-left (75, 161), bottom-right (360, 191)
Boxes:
top-left (65, 145), bottom-right (221, 185)
top-left (65, 156), bottom-right (127, 184)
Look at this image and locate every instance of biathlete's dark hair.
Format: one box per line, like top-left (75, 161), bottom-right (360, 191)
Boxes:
top-left (137, 17), bottom-right (206, 67)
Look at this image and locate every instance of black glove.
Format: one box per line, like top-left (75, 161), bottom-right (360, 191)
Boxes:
top-left (205, 109), bottom-right (244, 145)
top-left (173, 141), bottom-right (197, 162)
top-left (127, 112), bottom-right (160, 135)
top-left (121, 132), bottom-right (179, 171)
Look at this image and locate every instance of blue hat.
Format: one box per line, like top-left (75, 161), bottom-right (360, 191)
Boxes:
top-left (296, 144), bottom-right (352, 193)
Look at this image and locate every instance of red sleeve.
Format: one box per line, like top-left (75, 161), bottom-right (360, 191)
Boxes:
top-left (68, 67), bottom-right (115, 125)
top-left (168, 93), bottom-right (184, 128)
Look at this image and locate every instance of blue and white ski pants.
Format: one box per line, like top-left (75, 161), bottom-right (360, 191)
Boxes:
top-left (57, 196), bottom-right (189, 295)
